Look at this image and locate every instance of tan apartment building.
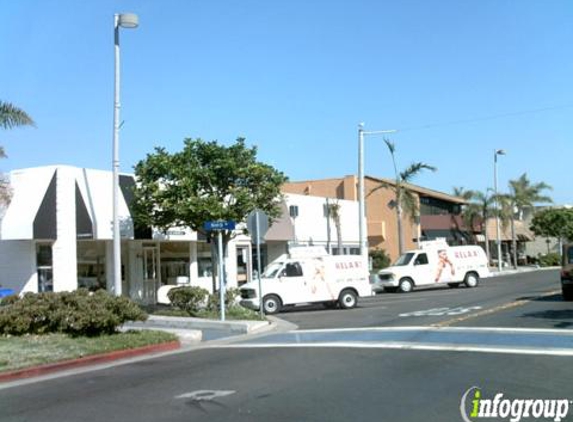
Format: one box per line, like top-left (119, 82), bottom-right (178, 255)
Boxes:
top-left (283, 175), bottom-right (467, 261)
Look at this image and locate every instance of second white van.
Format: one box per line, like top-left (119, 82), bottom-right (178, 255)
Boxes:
top-left (372, 241), bottom-right (490, 293)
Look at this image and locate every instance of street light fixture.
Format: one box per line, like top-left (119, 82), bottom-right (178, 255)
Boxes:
top-left (494, 148), bottom-right (506, 272)
top-left (112, 13), bottom-right (139, 296)
top-left (358, 123), bottom-right (398, 266)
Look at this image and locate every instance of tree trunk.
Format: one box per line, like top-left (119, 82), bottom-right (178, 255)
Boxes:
top-left (397, 204), bottom-right (404, 256)
top-left (484, 220), bottom-right (490, 266)
top-left (336, 220), bottom-right (343, 255)
top-left (511, 217), bottom-right (517, 269)
top-left (210, 240), bottom-right (218, 293)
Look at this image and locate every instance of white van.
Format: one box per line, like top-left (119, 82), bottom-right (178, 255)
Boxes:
top-left (372, 241), bottom-right (489, 293)
top-left (239, 247), bottom-right (371, 314)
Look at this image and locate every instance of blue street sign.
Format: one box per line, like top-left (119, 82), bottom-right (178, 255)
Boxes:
top-left (204, 220), bottom-right (236, 231)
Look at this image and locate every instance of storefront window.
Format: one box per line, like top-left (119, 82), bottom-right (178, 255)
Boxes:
top-left (198, 258), bottom-right (213, 278)
top-left (36, 244), bottom-right (53, 292)
top-left (77, 241), bottom-right (106, 291)
top-left (160, 242), bottom-right (190, 284)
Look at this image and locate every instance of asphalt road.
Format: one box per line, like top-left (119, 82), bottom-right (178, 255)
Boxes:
top-left (278, 269), bottom-right (566, 330)
top-left (1, 347), bottom-right (571, 422)
top-left (2, 269), bottom-right (572, 422)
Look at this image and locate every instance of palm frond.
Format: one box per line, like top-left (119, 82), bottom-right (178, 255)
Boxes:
top-left (399, 162), bottom-right (437, 183)
top-left (0, 101), bottom-right (35, 129)
top-left (368, 180), bottom-right (394, 197)
top-left (383, 138), bottom-right (395, 154)
top-left (401, 190), bottom-right (419, 222)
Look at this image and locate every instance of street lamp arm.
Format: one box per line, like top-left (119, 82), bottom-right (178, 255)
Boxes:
top-left (363, 129), bottom-right (398, 135)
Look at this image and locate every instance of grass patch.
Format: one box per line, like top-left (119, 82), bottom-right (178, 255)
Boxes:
top-left (0, 330), bottom-right (177, 373)
top-left (151, 305), bottom-right (266, 321)
top-left (195, 306), bottom-right (266, 321)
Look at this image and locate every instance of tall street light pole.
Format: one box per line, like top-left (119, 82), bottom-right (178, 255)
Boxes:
top-left (112, 13), bottom-right (139, 296)
top-left (358, 123), bottom-right (397, 267)
top-left (494, 148), bottom-right (506, 273)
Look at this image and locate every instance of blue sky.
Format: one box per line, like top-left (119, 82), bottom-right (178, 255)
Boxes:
top-left (2, 1), bottom-right (572, 203)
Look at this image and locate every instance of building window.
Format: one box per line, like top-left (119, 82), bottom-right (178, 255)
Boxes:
top-left (36, 244), bottom-right (53, 292)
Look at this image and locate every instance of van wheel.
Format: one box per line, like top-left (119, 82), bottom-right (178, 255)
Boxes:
top-left (338, 289), bottom-right (358, 309)
top-left (262, 294), bottom-right (282, 314)
top-left (464, 272), bottom-right (479, 288)
top-left (448, 283), bottom-right (461, 288)
top-left (399, 278), bottom-right (414, 293)
top-left (563, 286), bottom-right (573, 301)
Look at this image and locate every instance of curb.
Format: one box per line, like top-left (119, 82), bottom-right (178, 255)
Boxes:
top-left (128, 315), bottom-right (271, 334)
top-left (0, 340), bottom-right (180, 383)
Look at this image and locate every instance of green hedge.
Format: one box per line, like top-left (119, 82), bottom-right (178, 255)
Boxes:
top-left (167, 286), bottom-right (241, 316)
top-left (0, 289), bottom-right (147, 337)
top-left (538, 253), bottom-right (561, 267)
top-left (167, 286), bottom-right (209, 316)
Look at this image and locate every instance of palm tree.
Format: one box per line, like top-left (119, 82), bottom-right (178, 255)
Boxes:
top-left (464, 190), bottom-right (495, 264)
top-left (0, 101), bottom-right (35, 130)
top-left (453, 186), bottom-right (475, 202)
top-left (499, 173), bottom-right (552, 268)
top-left (383, 139), bottom-right (437, 255)
top-left (327, 201), bottom-right (343, 255)
top-left (0, 101), bottom-right (35, 206)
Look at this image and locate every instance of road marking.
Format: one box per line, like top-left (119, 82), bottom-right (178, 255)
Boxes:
top-left (432, 289), bottom-right (562, 327)
top-left (175, 390), bottom-right (236, 401)
top-left (264, 326), bottom-right (573, 335)
top-left (400, 306), bottom-right (482, 317)
top-left (212, 342), bottom-right (573, 357)
top-left (213, 326), bottom-right (573, 357)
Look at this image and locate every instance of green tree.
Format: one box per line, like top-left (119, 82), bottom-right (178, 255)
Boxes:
top-left (530, 208), bottom-right (573, 245)
top-left (382, 139), bottom-right (436, 255)
top-left (132, 138), bottom-right (288, 290)
top-left (499, 173), bottom-right (552, 268)
top-left (370, 248), bottom-right (391, 271)
top-left (0, 101), bottom-right (35, 206)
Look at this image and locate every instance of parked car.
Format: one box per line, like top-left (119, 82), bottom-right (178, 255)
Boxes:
top-left (561, 244), bottom-right (573, 301)
top-left (373, 240), bottom-right (490, 293)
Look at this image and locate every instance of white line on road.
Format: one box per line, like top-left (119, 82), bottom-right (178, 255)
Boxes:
top-left (175, 390), bottom-right (236, 401)
top-left (211, 341), bottom-right (573, 357)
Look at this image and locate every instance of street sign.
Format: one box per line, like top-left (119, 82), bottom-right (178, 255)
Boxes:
top-left (247, 210), bottom-right (269, 244)
top-left (204, 220), bottom-right (236, 231)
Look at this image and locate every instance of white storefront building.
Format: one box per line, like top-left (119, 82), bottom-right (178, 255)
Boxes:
top-left (0, 165), bottom-right (360, 304)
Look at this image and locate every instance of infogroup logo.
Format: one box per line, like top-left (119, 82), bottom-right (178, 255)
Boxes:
top-left (460, 387), bottom-right (571, 422)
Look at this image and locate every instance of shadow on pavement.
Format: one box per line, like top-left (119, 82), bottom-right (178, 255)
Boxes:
top-left (518, 294), bottom-right (573, 329)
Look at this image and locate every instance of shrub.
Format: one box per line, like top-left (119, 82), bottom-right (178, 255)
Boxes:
top-left (207, 287), bottom-right (240, 311)
top-left (167, 286), bottom-right (209, 316)
top-left (371, 248), bottom-right (391, 271)
top-left (0, 294), bottom-right (19, 307)
top-left (0, 289), bottom-right (147, 337)
top-left (538, 253), bottom-right (561, 267)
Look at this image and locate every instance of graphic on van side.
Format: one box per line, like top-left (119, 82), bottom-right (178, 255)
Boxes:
top-left (435, 249), bottom-right (455, 282)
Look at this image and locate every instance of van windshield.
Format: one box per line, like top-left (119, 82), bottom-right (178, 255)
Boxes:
top-left (567, 247), bottom-right (573, 265)
top-left (262, 262), bottom-right (284, 278)
top-left (393, 253), bottom-right (415, 266)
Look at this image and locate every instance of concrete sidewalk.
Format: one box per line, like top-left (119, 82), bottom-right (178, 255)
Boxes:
top-left (488, 265), bottom-right (559, 278)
